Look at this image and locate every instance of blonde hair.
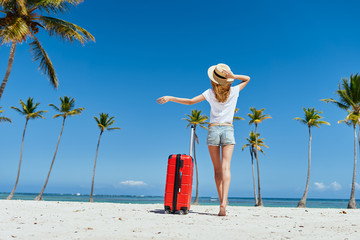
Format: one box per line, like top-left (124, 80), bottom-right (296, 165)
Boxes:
top-left (211, 81), bottom-right (231, 103)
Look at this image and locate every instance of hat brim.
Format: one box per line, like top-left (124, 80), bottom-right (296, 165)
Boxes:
top-left (207, 65), bottom-right (234, 86)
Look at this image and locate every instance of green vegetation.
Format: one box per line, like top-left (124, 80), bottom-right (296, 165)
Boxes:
top-left (35, 96), bottom-right (84, 201)
top-left (0, 0), bottom-right (95, 101)
top-left (322, 74), bottom-right (360, 209)
top-left (247, 107), bottom-right (271, 207)
top-left (0, 106), bottom-right (11, 123)
top-left (183, 109), bottom-right (208, 205)
top-left (90, 113), bottom-right (121, 202)
top-left (242, 131), bottom-right (268, 206)
top-left (7, 97), bottom-right (47, 200)
top-left (294, 108), bottom-right (330, 208)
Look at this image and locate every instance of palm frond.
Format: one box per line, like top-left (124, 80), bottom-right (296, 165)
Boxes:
top-left (19, 99), bottom-right (27, 111)
top-left (49, 103), bottom-right (60, 112)
top-left (10, 106), bottom-right (23, 114)
top-left (53, 113), bottom-right (63, 118)
top-left (16, 0), bottom-right (27, 14)
top-left (40, 16), bottom-right (95, 45)
top-left (243, 131), bottom-right (267, 155)
top-left (338, 119), bottom-right (352, 126)
top-left (247, 107), bottom-right (271, 126)
top-left (29, 36), bottom-right (58, 88)
top-left (0, 17), bottom-right (30, 43)
top-left (0, 116), bottom-right (12, 123)
top-left (338, 111), bottom-right (360, 127)
top-left (0, 0), bottom-right (27, 13)
top-left (242, 143), bottom-right (250, 151)
top-left (11, 97), bottom-right (46, 120)
top-left (107, 120), bottom-right (115, 126)
top-left (183, 109), bottom-right (209, 128)
top-left (94, 116), bottom-right (100, 125)
top-left (233, 116), bottom-right (244, 121)
top-left (67, 107), bottom-right (84, 116)
top-left (0, 106), bottom-right (11, 122)
top-left (28, 110), bottom-right (47, 119)
top-left (28, 0), bottom-right (83, 14)
top-left (296, 107), bottom-right (330, 128)
top-left (108, 127), bottom-right (121, 131)
top-left (94, 112), bottom-right (120, 131)
top-left (294, 117), bottom-right (307, 125)
top-left (316, 120), bottom-right (330, 126)
top-left (321, 75), bottom-right (360, 113)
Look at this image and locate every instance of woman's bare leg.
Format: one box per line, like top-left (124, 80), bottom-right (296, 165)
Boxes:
top-left (208, 145), bottom-right (223, 204)
top-left (219, 144), bottom-right (234, 216)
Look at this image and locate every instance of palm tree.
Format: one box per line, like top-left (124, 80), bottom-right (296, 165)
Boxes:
top-left (294, 108), bottom-right (330, 208)
top-left (183, 109), bottom-right (208, 205)
top-left (35, 96), bottom-right (84, 200)
top-left (233, 108), bottom-right (244, 121)
top-left (337, 111), bottom-right (360, 209)
top-left (248, 107), bottom-right (271, 207)
top-left (7, 97), bottom-right (46, 200)
top-left (321, 74), bottom-right (360, 209)
top-left (242, 131), bottom-right (268, 206)
top-left (0, 106), bottom-right (11, 123)
top-left (90, 113), bottom-right (120, 202)
top-left (0, 0), bottom-right (95, 101)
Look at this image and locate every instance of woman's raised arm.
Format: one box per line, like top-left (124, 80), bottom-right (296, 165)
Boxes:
top-left (221, 69), bottom-right (250, 92)
top-left (157, 94), bottom-right (205, 105)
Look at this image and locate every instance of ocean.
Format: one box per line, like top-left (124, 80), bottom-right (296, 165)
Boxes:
top-left (0, 193), bottom-right (358, 209)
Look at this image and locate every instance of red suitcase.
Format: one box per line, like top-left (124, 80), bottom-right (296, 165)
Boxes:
top-left (164, 154), bottom-right (193, 214)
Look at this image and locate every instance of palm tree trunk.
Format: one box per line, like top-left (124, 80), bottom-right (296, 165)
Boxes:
top-left (90, 131), bottom-right (103, 202)
top-left (348, 125), bottom-right (357, 209)
top-left (254, 150), bottom-right (263, 207)
top-left (35, 117), bottom-right (66, 201)
top-left (250, 150), bottom-right (258, 206)
top-left (0, 41), bottom-right (17, 101)
top-left (297, 127), bottom-right (312, 208)
top-left (254, 125), bottom-right (263, 207)
top-left (7, 119), bottom-right (28, 200)
top-left (192, 137), bottom-right (200, 205)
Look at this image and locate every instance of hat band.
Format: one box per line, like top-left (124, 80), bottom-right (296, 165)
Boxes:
top-left (214, 70), bottom-right (227, 80)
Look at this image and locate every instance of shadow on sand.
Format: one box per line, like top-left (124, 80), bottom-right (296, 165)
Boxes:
top-left (149, 209), bottom-right (217, 216)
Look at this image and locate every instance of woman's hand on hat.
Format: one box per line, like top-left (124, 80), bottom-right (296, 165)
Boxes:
top-left (221, 69), bottom-right (235, 79)
top-left (157, 96), bottom-right (170, 104)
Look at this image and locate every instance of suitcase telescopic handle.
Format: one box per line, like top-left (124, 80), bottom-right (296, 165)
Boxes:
top-left (189, 125), bottom-right (195, 158)
top-left (178, 173), bottom-right (182, 192)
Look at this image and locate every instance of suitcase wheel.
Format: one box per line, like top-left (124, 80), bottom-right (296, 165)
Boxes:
top-left (179, 207), bottom-right (189, 215)
top-left (179, 209), bottom-right (188, 215)
top-left (164, 209), bottom-right (171, 214)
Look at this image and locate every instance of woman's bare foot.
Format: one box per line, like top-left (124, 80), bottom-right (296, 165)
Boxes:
top-left (218, 204), bottom-right (226, 216)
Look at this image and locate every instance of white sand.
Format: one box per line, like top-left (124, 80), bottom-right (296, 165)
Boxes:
top-left (0, 200), bottom-right (359, 240)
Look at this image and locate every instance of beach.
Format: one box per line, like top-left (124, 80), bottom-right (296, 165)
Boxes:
top-left (0, 200), bottom-right (359, 240)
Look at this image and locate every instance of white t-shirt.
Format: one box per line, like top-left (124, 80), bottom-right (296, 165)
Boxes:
top-left (202, 85), bottom-right (240, 124)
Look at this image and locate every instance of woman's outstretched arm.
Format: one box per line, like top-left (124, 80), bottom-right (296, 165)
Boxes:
top-left (157, 94), bottom-right (205, 105)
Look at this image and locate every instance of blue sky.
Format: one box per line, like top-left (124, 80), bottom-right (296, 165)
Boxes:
top-left (0, 0), bottom-right (360, 199)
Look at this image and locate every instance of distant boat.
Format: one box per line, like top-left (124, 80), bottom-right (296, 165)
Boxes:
top-left (76, 193), bottom-right (81, 196)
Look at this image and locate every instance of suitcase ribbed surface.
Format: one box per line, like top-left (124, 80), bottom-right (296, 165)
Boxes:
top-left (164, 154), bottom-right (193, 214)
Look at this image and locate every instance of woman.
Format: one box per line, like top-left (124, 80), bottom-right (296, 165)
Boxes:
top-left (157, 63), bottom-right (250, 216)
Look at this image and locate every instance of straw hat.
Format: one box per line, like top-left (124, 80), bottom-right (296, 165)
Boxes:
top-left (207, 63), bottom-right (234, 86)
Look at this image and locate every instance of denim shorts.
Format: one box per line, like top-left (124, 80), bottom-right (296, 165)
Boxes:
top-left (207, 125), bottom-right (236, 146)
